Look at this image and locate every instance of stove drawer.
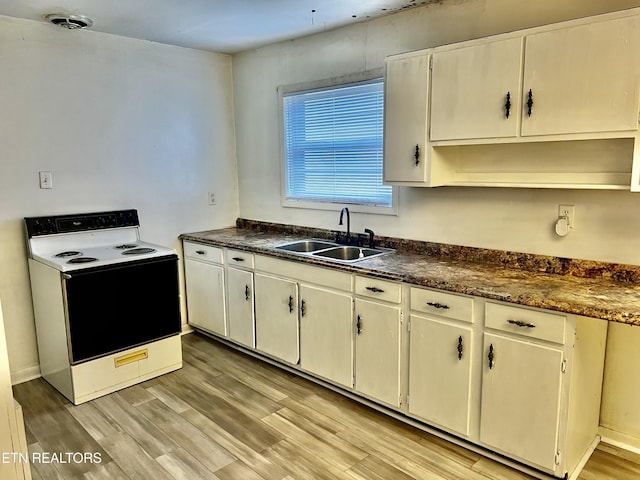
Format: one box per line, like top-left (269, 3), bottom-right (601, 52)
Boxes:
top-left (184, 241), bottom-right (223, 264)
top-left (71, 335), bottom-right (182, 404)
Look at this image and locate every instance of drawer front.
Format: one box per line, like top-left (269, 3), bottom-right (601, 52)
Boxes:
top-left (255, 255), bottom-right (352, 291)
top-left (183, 241), bottom-right (223, 264)
top-left (138, 335), bottom-right (183, 376)
top-left (411, 287), bottom-right (473, 323)
top-left (355, 276), bottom-right (401, 303)
top-left (485, 302), bottom-right (566, 344)
top-left (225, 249), bottom-right (255, 269)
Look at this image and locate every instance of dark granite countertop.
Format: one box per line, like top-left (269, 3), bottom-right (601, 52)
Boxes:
top-left (180, 221), bottom-right (640, 326)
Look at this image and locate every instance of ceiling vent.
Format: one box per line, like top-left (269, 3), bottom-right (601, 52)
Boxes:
top-left (45, 14), bottom-right (93, 29)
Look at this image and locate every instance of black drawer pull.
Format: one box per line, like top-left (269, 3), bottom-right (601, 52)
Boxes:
top-left (232, 257), bottom-right (245, 262)
top-left (426, 302), bottom-right (450, 310)
top-left (507, 319), bottom-right (536, 328)
top-left (195, 250), bottom-right (206, 255)
top-left (488, 344), bottom-right (495, 370)
top-left (365, 286), bottom-right (385, 293)
top-left (457, 336), bottom-right (463, 360)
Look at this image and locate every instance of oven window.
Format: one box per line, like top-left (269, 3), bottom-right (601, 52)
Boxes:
top-left (64, 256), bottom-right (181, 363)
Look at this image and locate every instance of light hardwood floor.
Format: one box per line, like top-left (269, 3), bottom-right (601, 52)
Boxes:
top-left (12, 332), bottom-right (640, 480)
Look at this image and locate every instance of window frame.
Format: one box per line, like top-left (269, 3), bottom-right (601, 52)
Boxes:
top-left (278, 69), bottom-right (398, 216)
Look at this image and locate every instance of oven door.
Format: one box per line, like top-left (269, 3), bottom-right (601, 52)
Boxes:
top-left (63, 255), bottom-right (181, 364)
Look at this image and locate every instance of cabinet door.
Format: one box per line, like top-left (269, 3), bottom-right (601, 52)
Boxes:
top-left (254, 273), bottom-right (299, 364)
top-left (522, 16), bottom-right (640, 136)
top-left (184, 259), bottom-right (226, 336)
top-left (480, 332), bottom-right (563, 471)
top-left (408, 315), bottom-right (473, 436)
top-left (430, 37), bottom-right (523, 141)
top-left (226, 267), bottom-right (255, 348)
top-left (354, 299), bottom-right (402, 407)
top-left (299, 285), bottom-right (353, 388)
top-left (383, 53), bottom-right (430, 183)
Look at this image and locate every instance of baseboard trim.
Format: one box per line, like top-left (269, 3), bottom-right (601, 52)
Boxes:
top-left (599, 426), bottom-right (640, 454)
top-left (11, 365), bottom-right (41, 385)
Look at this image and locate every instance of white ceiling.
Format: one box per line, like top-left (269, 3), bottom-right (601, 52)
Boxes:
top-left (0, 0), bottom-right (430, 54)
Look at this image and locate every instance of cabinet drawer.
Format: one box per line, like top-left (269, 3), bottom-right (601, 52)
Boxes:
top-left (485, 302), bottom-right (566, 344)
top-left (255, 255), bottom-right (352, 291)
top-left (355, 276), bottom-right (401, 303)
top-left (183, 241), bottom-right (223, 264)
top-left (411, 287), bottom-right (473, 323)
top-left (225, 249), bottom-right (255, 269)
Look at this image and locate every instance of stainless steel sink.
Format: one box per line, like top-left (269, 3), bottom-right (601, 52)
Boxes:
top-left (274, 239), bottom-right (338, 253)
top-left (312, 246), bottom-right (390, 262)
top-left (274, 239), bottom-right (393, 263)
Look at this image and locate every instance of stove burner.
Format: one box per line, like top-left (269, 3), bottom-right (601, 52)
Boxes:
top-left (67, 257), bottom-right (98, 264)
top-left (55, 251), bottom-right (81, 258)
top-left (114, 244), bottom-right (138, 249)
top-left (122, 247), bottom-right (156, 255)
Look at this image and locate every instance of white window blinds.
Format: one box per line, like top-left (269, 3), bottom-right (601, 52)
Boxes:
top-left (283, 79), bottom-right (392, 207)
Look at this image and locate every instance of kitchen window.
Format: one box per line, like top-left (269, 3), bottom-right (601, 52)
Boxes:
top-left (279, 71), bottom-right (396, 214)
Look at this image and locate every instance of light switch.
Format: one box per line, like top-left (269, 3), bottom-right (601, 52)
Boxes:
top-left (39, 171), bottom-right (53, 189)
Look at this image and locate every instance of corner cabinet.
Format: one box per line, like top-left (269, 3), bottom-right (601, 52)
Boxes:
top-left (384, 8), bottom-right (640, 190)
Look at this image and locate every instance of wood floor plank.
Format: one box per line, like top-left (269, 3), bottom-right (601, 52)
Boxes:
top-left (213, 460), bottom-right (269, 480)
top-left (146, 385), bottom-right (191, 414)
top-left (345, 454), bottom-right (417, 480)
top-left (64, 402), bottom-right (122, 441)
top-left (82, 461), bottom-right (131, 480)
top-left (179, 408), bottom-right (290, 480)
top-left (92, 393), bottom-right (178, 459)
top-left (134, 398), bottom-right (236, 472)
top-left (262, 439), bottom-right (354, 480)
top-left (155, 447), bottom-right (221, 480)
top-left (95, 433), bottom-right (173, 480)
top-left (471, 457), bottom-right (535, 480)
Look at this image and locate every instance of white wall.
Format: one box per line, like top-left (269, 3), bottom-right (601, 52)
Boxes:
top-left (233, 0), bottom-right (640, 265)
top-left (0, 16), bottom-right (239, 382)
top-left (231, 0), bottom-right (640, 449)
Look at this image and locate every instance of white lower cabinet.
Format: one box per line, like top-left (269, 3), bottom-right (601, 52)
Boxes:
top-left (479, 302), bottom-right (607, 478)
top-left (480, 332), bottom-right (563, 471)
top-left (408, 315), bottom-right (473, 436)
top-left (354, 298), bottom-right (402, 408)
top-left (226, 266), bottom-right (255, 348)
top-left (183, 242), bottom-right (226, 336)
top-left (299, 284), bottom-right (353, 388)
top-left (254, 273), bottom-right (299, 364)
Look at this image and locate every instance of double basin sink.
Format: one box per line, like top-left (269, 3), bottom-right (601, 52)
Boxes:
top-left (274, 239), bottom-right (393, 263)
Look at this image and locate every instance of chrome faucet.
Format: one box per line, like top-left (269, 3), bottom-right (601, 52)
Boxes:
top-left (338, 207), bottom-right (351, 244)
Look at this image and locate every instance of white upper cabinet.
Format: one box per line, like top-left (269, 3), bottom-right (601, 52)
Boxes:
top-left (383, 52), bottom-right (430, 184)
top-left (385, 9), bottom-right (640, 190)
top-left (521, 16), bottom-right (640, 137)
top-left (430, 37), bottom-right (523, 141)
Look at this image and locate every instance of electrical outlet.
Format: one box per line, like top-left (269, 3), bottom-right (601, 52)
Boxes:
top-left (558, 204), bottom-right (575, 226)
top-left (208, 192), bottom-right (216, 205)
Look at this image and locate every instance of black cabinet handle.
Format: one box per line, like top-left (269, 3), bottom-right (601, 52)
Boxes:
top-left (288, 295), bottom-right (294, 313)
top-left (300, 300), bottom-right (306, 317)
top-left (356, 315), bottom-right (362, 335)
top-left (488, 344), bottom-right (495, 370)
top-left (507, 319), bottom-right (536, 328)
top-left (232, 257), bottom-right (245, 262)
top-left (505, 91), bottom-right (511, 119)
top-left (526, 89), bottom-right (534, 117)
top-left (365, 286), bottom-right (385, 293)
top-left (457, 336), bottom-right (463, 360)
top-left (414, 144), bottom-right (420, 166)
top-left (195, 250), bottom-right (206, 255)
top-left (426, 302), bottom-right (450, 310)
top-left (244, 285), bottom-right (250, 301)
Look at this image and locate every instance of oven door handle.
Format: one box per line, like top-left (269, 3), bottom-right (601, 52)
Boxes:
top-left (63, 273), bottom-right (72, 280)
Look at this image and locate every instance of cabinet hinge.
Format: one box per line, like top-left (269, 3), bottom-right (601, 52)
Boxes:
top-left (561, 359), bottom-right (567, 373)
top-left (555, 451), bottom-right (561, 466)
top-left (429, 55), bottom-right (433, 70)
top-left (399, 394), bottom-right (403, 406)
top-left (400, 310), bottom-right (404, 324)
top-left (407, 319), bottom-right (411, 332)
